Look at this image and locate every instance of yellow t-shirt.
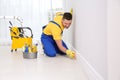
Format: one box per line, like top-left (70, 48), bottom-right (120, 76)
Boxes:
top-left (43, 12), bottom-right (64, 40)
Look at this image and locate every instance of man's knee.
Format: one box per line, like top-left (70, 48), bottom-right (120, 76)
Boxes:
top-left (45, 52), bottom-right (56, 57)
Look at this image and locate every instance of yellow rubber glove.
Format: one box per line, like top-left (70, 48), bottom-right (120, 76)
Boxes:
top-left (32, 45), bottom-right (37, 53)
top-left (66, 50), bottom-right (76, 59)
top-left (70, 8), bottom-right (73, 15)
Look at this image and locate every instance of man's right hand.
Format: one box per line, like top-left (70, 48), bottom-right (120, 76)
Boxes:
top-left (66, 50), bottom-right (76, 59)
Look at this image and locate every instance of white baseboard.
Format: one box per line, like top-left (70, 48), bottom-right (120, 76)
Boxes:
top-left (71, 47), bottom-right (104, 80)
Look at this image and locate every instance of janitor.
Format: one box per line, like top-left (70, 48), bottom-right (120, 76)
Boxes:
top-left (41, 12), bottom-right (76, 59)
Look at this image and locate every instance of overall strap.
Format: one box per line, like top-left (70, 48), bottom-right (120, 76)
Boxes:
top-left (50, 21), bottom-right (63, 34)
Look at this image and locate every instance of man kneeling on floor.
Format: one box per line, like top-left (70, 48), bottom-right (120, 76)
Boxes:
top-left (41, 12), bottom-right (76, 59)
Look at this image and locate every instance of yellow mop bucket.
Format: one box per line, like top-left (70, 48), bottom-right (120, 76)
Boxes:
top-left (9, 21), bottom-right (33, 52)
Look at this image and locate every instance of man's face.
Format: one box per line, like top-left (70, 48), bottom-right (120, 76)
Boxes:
top-left (62, 19), bottom-right (72, 29)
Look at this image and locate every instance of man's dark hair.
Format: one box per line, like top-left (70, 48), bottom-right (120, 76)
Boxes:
top-left (63, 12), bottom-right (72, 20)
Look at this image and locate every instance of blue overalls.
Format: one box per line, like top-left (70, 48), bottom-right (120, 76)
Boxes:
top-left (41, 21), bottom-right (68, 57)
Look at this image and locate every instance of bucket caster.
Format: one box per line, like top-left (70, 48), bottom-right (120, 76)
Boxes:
top-left (11, 49), bottom-right (13, 52)
top-left (15, 49), bottom-right (17, 51)
top-left (11, 49), bottom-right (17, 52)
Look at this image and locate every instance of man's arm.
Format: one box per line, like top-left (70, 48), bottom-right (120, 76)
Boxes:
top-left (55, 40), bottom-right (76, 59)
top-left (55, 40), bottom-right (67, 53)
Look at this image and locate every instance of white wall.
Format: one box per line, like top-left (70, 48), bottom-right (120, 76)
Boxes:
top-left (66, 0), bottom-right (120, 80)
top-left (65, 0), bottom-right (108, 79)
top-left (107, 0), bottom-right (120, 80)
